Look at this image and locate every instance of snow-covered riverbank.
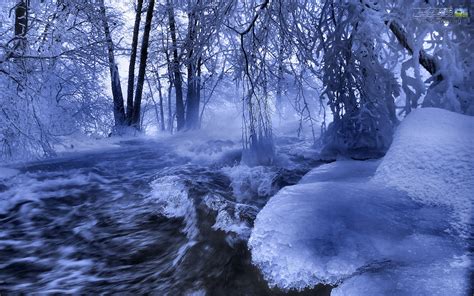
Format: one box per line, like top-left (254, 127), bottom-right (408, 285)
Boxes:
top-left (249, 108), bottom-right (473, 295)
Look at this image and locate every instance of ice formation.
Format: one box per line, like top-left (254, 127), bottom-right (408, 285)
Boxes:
top-left (249, 108), bottom-right (473, 295)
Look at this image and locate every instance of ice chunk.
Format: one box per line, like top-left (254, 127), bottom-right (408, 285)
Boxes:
top-left (249, 179), bottom-right (468, 293)
top-left (149, 176), bottom-right (191, 218)
top-left (213, 209), bottom-right (251, 238)
top-left (332, 257), bottom-right (469, 296)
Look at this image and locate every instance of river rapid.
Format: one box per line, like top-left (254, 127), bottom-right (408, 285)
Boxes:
top-left (0, 137), bottom-right (330, 295)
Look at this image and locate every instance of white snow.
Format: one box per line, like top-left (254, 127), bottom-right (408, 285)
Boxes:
top-left (249, 108), bottom-right (473, 295)
top-left (53, 133), bottom-right (125, 154)
top-left (299, 159), bottom-right (380, 184)
top-left (373, 108), bottom-right (474, 236)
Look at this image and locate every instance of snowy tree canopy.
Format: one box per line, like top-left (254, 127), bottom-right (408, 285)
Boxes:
top-left (0, 0), bottom-right (472, 161)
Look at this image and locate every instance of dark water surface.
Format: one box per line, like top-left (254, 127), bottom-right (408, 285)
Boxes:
top-left (0, 139), bottom-right (328, 295)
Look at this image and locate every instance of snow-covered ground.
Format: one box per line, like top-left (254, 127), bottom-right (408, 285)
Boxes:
top-left (249, 108), bottom-right (473, 295)
top-left (373, 108), bottom-right (473, 237)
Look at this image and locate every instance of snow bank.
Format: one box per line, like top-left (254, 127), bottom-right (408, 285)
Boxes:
top-left (250, 178), bottom-right (468, 293)
top-left (249, 108), bottom-right (472, 294)
top-left (373, 108), bottom-right (474, 236)
top-left (299, 159), bottom-right (380, 184)
top-left (54, 134), bottom-right (124, 154)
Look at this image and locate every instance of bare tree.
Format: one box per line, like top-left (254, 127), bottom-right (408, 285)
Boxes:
top-left (126, 0), bottom-right (144, 124)
top-left (99, 0), bottom-right (126, 128)
top-left (167, 0), bottom-right (185, 131)
top-left (130, 0), bottom-right (155, 129)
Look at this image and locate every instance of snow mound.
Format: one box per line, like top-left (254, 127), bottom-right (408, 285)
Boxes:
top-left (373, 108), bottom-right (474, 235)
top-left (249, 179), bottom-right (468, 293)
top-left (249, 108), bottom-right (472, 294)
top-left (300, 159), bottom-right (380, 184)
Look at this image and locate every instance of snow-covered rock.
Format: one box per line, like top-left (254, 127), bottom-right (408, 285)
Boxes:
top-left (249, 108), bottom-right (473, 295)
top-left (373, 108), bottom-right (474, 236)
top-left (299, 159), bottom-right (380, 184)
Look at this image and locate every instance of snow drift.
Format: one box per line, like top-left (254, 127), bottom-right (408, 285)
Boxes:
top-left (249, 108), bottom-right (473, 295)
top-left (373, 108), bottom-right (474, 237)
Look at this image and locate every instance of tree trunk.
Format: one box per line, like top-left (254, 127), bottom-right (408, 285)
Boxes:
top-left (276, 17), bottom-right (284, 117)
top-left (164, 48), bottom-right (174, 133)
top-left (13, 0), bottom-right (28, 54)
top-left (146, 75), bottom-right (161, 130)
top-left (196, 58), bottom-right (201, 125)
top-left (388, 21), bottom-right (441, 81)
top-left (185, 62), bottom-right (196, 128)
top-left (186, 57), bottom-right (201, 129)
top-left (156, 73), bottom-right (166, 131)
top-left (99, 0), bottom-right (126, 128)
top-left (36, 1), bottom-right (67, 53)
top-left (130, 0), bottom-right (155, 129)
top-left (167, 1), bottom-right (185, 131)
top-left (15, 0), bottom-right (28, 38)
top-left (126, 0), bottom-right (143, 124)
top-left (168, 76), bottom-right (173, 133)
top-left (185, 6), bottom-right (201, 130)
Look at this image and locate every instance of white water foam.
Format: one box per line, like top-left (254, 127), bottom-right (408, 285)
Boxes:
top-left (203, 194), bottom-right (258, 242)
top-left (220, 165), bottom-right (277, 202)
top-left (149, 175), bottom-right (199, 241)
top-left (0, 170), bottom-right (98, 214)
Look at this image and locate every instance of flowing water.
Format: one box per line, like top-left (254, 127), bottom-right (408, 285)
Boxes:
top-left (0, 138), bottom-right (329, 295)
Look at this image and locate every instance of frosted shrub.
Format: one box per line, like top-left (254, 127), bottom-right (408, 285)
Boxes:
top-left (319, 2), bottom-right (399, 160)
top-left (422, 25), bottom-right (474, 115)
top-left (0, 0), bottom-right (114, 161)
